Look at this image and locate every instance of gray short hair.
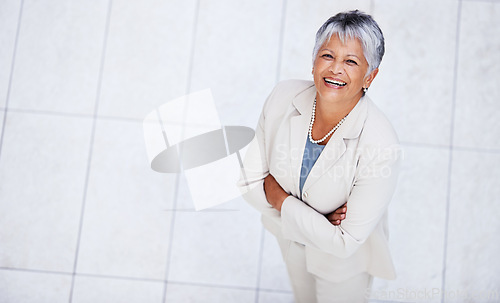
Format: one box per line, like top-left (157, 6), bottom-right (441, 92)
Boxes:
top-left (313, 10), bottom-right (385, 76)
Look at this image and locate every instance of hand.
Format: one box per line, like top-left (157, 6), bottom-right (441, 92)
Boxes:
top-left (326, 203), bottom-right (347, 226)
top-left (263, 174), bottom-right (289, 212)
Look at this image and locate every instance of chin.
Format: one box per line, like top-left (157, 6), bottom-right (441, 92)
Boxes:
top-left (320, 91), bottom-right (363, 104)
top-left (319, 90), bottom-right (346, 102)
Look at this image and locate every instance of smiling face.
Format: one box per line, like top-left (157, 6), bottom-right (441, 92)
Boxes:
top-left (313, 34), bottom-right (378, 107)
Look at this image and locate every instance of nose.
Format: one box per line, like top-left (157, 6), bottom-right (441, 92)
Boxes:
top-left (329, 60), bottom-right (344, 74)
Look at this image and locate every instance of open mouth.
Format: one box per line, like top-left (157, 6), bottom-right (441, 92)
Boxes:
top-left (324, 78), bottom-right (347, 87)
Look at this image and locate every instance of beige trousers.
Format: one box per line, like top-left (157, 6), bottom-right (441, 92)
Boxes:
top-left (277, 238), bottom-right (373, 303)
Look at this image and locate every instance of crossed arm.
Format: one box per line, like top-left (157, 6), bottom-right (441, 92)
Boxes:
top-left (263, 174), bottom-right (347, 225)
top-left (239, 88), bottom-right (400, 257)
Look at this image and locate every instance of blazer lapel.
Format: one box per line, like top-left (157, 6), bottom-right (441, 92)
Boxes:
top-left (289, 85), bottom-right (316, 196)
top-left (302, 96), bottom-right (369, 194)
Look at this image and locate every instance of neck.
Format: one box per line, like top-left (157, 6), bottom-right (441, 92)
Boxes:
top-left (314, 94), bottom-right (362, 124)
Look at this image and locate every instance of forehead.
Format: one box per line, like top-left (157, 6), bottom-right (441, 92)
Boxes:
top-left (322, 34), bottom-right (364, 55)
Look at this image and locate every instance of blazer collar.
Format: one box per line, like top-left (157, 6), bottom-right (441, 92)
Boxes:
top-left (291, 83), bottom-right (316, 115)
top-left (291, 86), bottom-right (368, 139)
top-left (289, 84), bottom-right (369, 196)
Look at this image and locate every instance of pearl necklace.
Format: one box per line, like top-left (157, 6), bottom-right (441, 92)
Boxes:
top-left (308, 98), bottom-right (347, 144)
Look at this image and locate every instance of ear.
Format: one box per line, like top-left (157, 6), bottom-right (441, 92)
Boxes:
top-left (363, 68), bottom-right (379, 89)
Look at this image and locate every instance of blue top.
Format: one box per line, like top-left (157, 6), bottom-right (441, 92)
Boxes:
top-left (299, 137), bottom-right (326, 196)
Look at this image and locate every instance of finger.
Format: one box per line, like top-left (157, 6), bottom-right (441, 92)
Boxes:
top-left (330, 219), bottom-right (341, 226)
top-left (327, 212), bottom-right (346, 221)
top-left (334, 207), bottom-right (347, 216)
top-left (334, 207), bottom-right (347, 215)
top-left (332, 213), bottom-right (346, 221)
top-left (341, 203), bottom-right (347, 212)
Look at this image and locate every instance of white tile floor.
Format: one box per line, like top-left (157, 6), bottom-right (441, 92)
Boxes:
top-left (259, 230), bottom-right (292, 292)
top-left (9, 0), bottom-right (109, 115)
top-left (445, 150), bottom-right (500, 301)
top-left (370, 146), bottom-right (449, 303)
top-left (1, 0), bottom-right (499, 302)
top-left (71, 276), bottom-right (164, 303)
top-left (97, 0), bottom-right (197, 120)
top-left (0, 0), bottom-right (21, 109)
top-left (75, 119), bottom-right (176, 280)
top-left (189, 0), bottom-right (283, 129)
top-left (371, 0), bottom-right (459, 147)
top-left (453, 1), bottom-right (500, 150)
top-left (0, 112), bottom-right (92, 273)
top-left (167, 200), bottom-right (262, 287)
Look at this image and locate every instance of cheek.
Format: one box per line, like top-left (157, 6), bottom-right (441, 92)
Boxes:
top-left (347, 70), bottom-right (365, 86)
top-left (313, 60), bottom-right (329, 73)
top-left (312, 67), bottom-right (323, 82)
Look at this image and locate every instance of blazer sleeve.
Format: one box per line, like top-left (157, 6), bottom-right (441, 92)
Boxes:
top-left (280, 142), bottom-right (402, 258)
top-left (237, 87), bottom-right (281, 225)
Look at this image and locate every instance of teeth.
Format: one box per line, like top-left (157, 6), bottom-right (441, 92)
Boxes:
top-left (325, 78), bottom-right (346, 86)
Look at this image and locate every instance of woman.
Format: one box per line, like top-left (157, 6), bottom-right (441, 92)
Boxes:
top-left (238, 10), bottom-right (401, 303)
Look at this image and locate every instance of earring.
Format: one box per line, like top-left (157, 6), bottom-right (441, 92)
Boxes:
top-left (363, 87), bottom-right (368, 93)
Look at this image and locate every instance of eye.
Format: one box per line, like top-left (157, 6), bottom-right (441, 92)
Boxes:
top-left (321, 54), bottom-right (333, 59)
top-left (346, 59), bottom-right (358, 65)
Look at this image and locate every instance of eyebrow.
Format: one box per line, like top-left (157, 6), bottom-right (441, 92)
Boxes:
top-left (321, 49), bottom-right (361, 60)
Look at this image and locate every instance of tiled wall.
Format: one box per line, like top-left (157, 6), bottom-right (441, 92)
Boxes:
top-left (1, 0), bottom-right (499, 302)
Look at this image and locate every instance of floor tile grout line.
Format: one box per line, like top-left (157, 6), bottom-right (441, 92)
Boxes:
top-left (255, 288), bottom-right (293, 295)
top-left (399, 141), bottom-right (450, 150)
top-left (77, 273), bottom-right (163, 283)
top-left (160, 0), bottom-right (201, 302)
top-left (0, 267), bottom-right (73, 277)
top-left (463, 0), bottom-right (499, 2)
top-left (5, 104), bottom-right (500, 154)
top-left (274, 0), bottom-right (287, 84)
top-left (441, 0), bottom-right (462, 301)
top-left (254, 1), bottom-right (288, 302)
top-left (254, 227), bottom-right (266, 303)
top-left (6, 106), bottom-right (500, 152)
top-left (166, 280), bottom-right (292, 293)
top-left (0, 107), bottom-right (237, 129)
top-left (2, 107), bottom-right (95, 119)
top-left (67, 1), bottom-right (114, 302)
top-left (453, 145), bottom-right (500, 154)
top-left (0, 267), bottom-right (162, 283)
top-left (0, 266), bottom-right (294, 294)
top-left (0, 0), bottom-right (24, 164)
top-left (184, 0), bottom-right (201, 96)
top-left (2, 113), bottom-right (500, 153)
top-left (160, 170), bottom-right (181, 302)
top-left (368, 300), bottom-right (406, 303)
top-left (397, 141), bottom-right (500, 154)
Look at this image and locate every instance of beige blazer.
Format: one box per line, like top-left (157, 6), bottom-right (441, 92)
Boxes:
top-left (238, 79), bottom-right (402, 282)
